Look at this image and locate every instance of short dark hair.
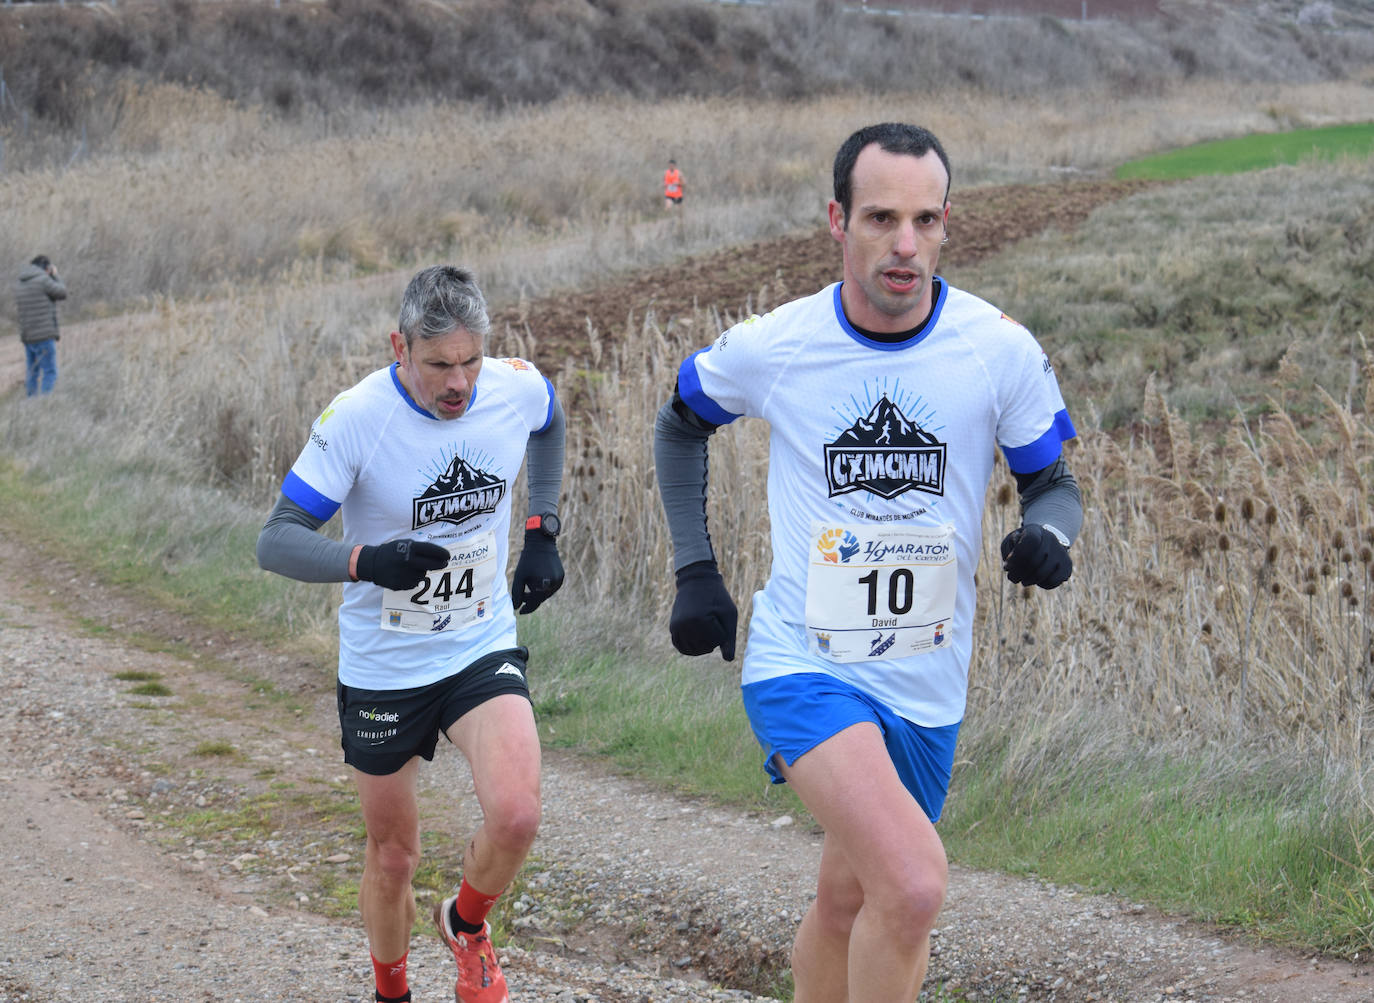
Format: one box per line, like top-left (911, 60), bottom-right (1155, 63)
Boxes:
top-left (832, 123), bottom-right (951, 223)
top-left (397, 265), bottom-right (490, 346)
top-left (30, 255), bottom-right (51, 269)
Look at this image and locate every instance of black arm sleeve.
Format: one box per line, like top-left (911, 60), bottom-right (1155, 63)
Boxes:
top-left (653, 390), bottom-right (720, 570)
top-left (1013, 455), bottom-right (1084, 544)
top-left (255, 495), bottom-right (353, 583)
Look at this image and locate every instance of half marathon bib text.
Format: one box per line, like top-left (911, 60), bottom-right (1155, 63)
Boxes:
top-left (804, 521), bottom-right (957, 663)
top-left (380, 530), bottom-right (498, 634)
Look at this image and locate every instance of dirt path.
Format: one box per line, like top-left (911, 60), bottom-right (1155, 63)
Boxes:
top-left (2, 527), bottom-right (1373, 1003)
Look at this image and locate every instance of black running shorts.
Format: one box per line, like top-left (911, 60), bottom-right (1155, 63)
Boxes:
top-left (336, 646), bottom-right (531, 776)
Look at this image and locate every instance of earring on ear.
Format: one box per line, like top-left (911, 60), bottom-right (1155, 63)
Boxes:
top-left (940, 233), bottom-right (949, 245)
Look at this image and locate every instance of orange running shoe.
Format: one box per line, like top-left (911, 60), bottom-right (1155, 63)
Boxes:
top-left (432, 896), bottom-right (511, 1003)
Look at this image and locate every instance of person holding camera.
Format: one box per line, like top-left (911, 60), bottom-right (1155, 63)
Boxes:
top-left (15, 254), bottom-right (67, 396)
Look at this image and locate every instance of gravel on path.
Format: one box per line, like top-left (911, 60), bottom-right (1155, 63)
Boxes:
top-left (1, 527), bottom-right (1371, 1003)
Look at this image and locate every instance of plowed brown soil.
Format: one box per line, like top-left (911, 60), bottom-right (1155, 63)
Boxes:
top-left (495, 178), bottom-right (1163, 374)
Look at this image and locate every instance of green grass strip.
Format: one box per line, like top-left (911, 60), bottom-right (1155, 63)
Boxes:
top-left (1116, 122), bottom-right (1374, 180)
top-left (0, 455), bottom-right (336, 662)
top-left (941, 727), bottom-right (1374, 957)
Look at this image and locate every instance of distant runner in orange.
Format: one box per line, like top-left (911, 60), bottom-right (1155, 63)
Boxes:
top-left (663, 159), bottom-right (685, 208)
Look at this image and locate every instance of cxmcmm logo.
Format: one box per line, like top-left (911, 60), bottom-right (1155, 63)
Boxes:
top-left (412, 456), bottom-right (506, 530)
top-left (824, 396), bottom-right (945, 500)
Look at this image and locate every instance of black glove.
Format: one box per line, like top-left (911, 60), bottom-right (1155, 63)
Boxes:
top-left (670, 560), bottom-right (738, 660)
top-left (356, 539), bottom-right (450, 591)
top-left (1000, 524), bottom-right (1072, 589)
top-left (511, 530), bottom-right (565, 614)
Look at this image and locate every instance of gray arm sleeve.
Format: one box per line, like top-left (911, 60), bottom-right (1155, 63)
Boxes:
top-left (255, 495), bottom-right (353, 583)
top-left (526, 397), bottom-right (566, 517)
top-left (1015, 455), bottom-right (1084, 544)
top-left (653, 396), bottom-right (718, 570)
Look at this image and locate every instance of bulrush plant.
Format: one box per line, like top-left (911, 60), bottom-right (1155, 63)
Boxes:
top-left (987, 358), bottom-right (1374, 777)
top-left (551, 303), bottom-right (773, 628)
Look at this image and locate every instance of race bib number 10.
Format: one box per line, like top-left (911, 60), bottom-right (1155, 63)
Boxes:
top-left (804, 521), bottom-right (957, 662)
top-left (380, 530), bottom-right (498, 634)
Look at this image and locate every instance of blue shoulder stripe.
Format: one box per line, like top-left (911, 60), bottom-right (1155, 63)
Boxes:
top-left (281, 470), bottom-right (341, 521)
top-left (677, 349), bottom-right (741, 427)
top-left (1002, 409), bottom-right (1077, 474)
top-left (1051, 408), bottom-right (1077, 443)
top-left (537, 376), bottom-right (556, 432)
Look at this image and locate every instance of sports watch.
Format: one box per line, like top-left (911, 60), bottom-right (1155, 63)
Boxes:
top-left (525, 513), bottom-right (561, 539)
top-left (1041, 523), bottom-right (1071, 548)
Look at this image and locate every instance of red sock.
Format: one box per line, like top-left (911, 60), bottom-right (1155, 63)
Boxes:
top-left (453, 877), bottom-right (500, 931)
top-left (371, 950), bottom-right (409, 1001)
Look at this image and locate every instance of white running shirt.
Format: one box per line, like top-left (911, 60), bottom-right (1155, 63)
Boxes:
top-left (678, 280), bottom-right (1075, 726)
top-left (282, 359), bottom-right (556, 690)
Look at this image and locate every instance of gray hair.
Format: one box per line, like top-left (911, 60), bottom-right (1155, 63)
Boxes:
top-left (397, 265), bottom-right (491, 345)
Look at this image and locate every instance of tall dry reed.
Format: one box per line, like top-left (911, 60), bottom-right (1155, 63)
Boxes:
top-left (2, 78), bottom-right (1369, 326)
top-left (519, 297), bottom-right (1374, 777)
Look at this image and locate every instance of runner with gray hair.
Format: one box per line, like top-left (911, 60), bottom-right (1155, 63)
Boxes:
top-left (256, 263), bottom-right (566, 1003)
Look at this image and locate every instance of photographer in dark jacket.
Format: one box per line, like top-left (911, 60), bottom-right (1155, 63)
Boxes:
top-left (15, 255), bottom-right (67, 396)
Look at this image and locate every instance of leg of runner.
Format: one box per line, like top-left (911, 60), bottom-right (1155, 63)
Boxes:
top-left (445, 692), bottom-right (542, 896)
top-left (780, 721), bottom-right (946, 1003)
top-left (789, 835), bottom-right (864, 999)
top-left (354, 757), bottom-right (423, 965)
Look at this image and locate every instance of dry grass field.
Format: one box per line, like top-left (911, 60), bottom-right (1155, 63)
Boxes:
top-left (1, 2), bottom-right (1373, 955)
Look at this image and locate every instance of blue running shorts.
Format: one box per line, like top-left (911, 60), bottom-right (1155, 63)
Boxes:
top-left (741, 672), bottom-right (960, 823)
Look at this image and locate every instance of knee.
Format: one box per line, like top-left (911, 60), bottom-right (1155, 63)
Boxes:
top-left (811, 879), bottom-right (865, 939)
top-left (485, 790), bottom-right (541, 853)
top-left (368, 835), bottom-right (421, 885)
top-left (874, 867), bottom-right (947, 946)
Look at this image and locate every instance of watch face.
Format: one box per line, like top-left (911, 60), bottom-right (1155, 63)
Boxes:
top-left (542, 513), bottom-right (561, 537)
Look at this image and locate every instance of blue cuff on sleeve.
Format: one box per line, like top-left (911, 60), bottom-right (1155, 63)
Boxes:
top-left (537, 376), bottom-right (556, 432)
top-left (281, 470), bottom-right (341, 522)
top-left (1002, 410), bottom-right (1077, 474)
top-left (677, 350), bottom-right (741, 427)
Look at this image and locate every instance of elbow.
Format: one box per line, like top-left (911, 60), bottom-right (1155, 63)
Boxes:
top-left (254, 531), bottom-right (275, 573)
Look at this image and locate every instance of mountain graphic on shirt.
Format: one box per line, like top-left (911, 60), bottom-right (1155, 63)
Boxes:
top-left (833, 397), bottom-right (941, 448)
top-left (412, 456), bottom-right (506, 530)
top-left (427, 456), bottom-right (502, 495)
top-left (824, 396), bottom-right (946, 500)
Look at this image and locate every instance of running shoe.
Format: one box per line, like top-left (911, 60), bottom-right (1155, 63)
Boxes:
top-left (432, 897), bottom-right (510, 1003)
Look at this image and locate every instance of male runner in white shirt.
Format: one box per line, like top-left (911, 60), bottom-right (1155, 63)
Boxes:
top-left (258, 265), bottom-right (565, 1003)
top-left (655, 124), bottom-right (1082, 1002)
